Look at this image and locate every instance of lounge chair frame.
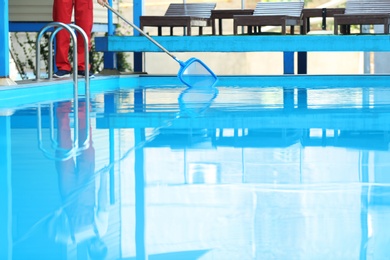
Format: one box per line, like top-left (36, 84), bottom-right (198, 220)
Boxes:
top-left (233, 2), bottom-right (304, 35)
top-left (301, 8), bottom-right (345, 34)
top-left (334, 0), bottom-right (390, 34)
top-left (140, 3), bottom-right (216, 36)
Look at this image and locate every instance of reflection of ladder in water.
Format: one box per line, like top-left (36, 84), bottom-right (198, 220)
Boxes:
top-left (35, 22), bottom-right (91, 160)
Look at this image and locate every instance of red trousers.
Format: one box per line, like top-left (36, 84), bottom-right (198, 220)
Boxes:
top-left (53, 0), bottom-right (93, 71)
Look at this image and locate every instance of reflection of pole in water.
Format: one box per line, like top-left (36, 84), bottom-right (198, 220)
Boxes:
top-left (0, 115), bottom-right (12, 260)
top-left (134, 127), bottom-right (146, 260)
top-left (104, 93), bottom-right (117, 205)
top-left (359, 151), bottom-right (369, 260)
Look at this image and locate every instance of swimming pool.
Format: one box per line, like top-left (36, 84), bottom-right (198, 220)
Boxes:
top-left (2, 74), bottom-right (390, 259)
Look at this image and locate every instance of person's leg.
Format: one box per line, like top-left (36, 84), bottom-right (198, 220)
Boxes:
top-left (74, 0), bottom-right (94, 72)
top-left (52, 0), bottom-right (74, 72)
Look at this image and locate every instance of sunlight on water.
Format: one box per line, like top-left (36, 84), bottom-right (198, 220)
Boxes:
top-left (1, 81), bottom-right (390, 259)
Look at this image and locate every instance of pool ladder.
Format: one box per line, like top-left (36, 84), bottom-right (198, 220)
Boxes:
top-left (35, 22), bottom-right (91, 160)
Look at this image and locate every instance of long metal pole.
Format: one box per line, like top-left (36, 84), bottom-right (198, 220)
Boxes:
top-left (104, 3), bottom-right (179, 61)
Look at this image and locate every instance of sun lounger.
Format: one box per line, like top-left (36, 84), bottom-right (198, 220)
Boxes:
top-left (140, 3), bottom-right (216, 36)
top-left (302, 8), bottom-right (345, 34)
top-left (210, 9), bottom-right (254, 35)
top-left (233, 1), bottom-right (304, 35)
top-left (334, 0), bottom-right (390, 34)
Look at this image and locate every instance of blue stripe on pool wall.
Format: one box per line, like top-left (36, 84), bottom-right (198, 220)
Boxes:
top-left (95, 35), bottom-right (390, 53)
top-left (2, 74), bottom-right (390, 109)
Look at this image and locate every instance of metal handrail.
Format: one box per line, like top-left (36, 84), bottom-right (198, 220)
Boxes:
top-left (37, 103), bottom-right (77, 161)
top-left (67, 23), bottom-right (91, 151)
top-left (35, 22), bottom-right (91, 160)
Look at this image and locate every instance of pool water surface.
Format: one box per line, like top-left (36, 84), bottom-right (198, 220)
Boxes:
top-left (1, 76), bottom-right (390, 260)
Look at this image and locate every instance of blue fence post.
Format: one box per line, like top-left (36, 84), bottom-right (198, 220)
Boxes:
top-left (0, 0), bottom-right (9, 78)
top-left (103, 0), bottom-right (117, 70)
top-left (297, 52), bottom-right (307, 74)
top-left (283, 51), bottom-right (295, 74)
top-left (297, 51), bottom-right (308, 108)
top-left (133, 0), bottom-right (143, 72)
top-left (0, 0), bottom-right (16, 85)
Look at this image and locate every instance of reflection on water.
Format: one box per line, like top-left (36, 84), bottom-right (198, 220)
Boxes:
top-left (1, 85), bottom-right (390, 259)
top-left (49, 101), bottom-right (109, 259)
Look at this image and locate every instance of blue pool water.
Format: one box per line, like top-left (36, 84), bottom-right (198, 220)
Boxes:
top-left (1, 75), bottom-right (390, 260)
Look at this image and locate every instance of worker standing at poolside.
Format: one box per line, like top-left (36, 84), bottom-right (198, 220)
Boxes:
top-left (52, 0), bottom-right (108, 78)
